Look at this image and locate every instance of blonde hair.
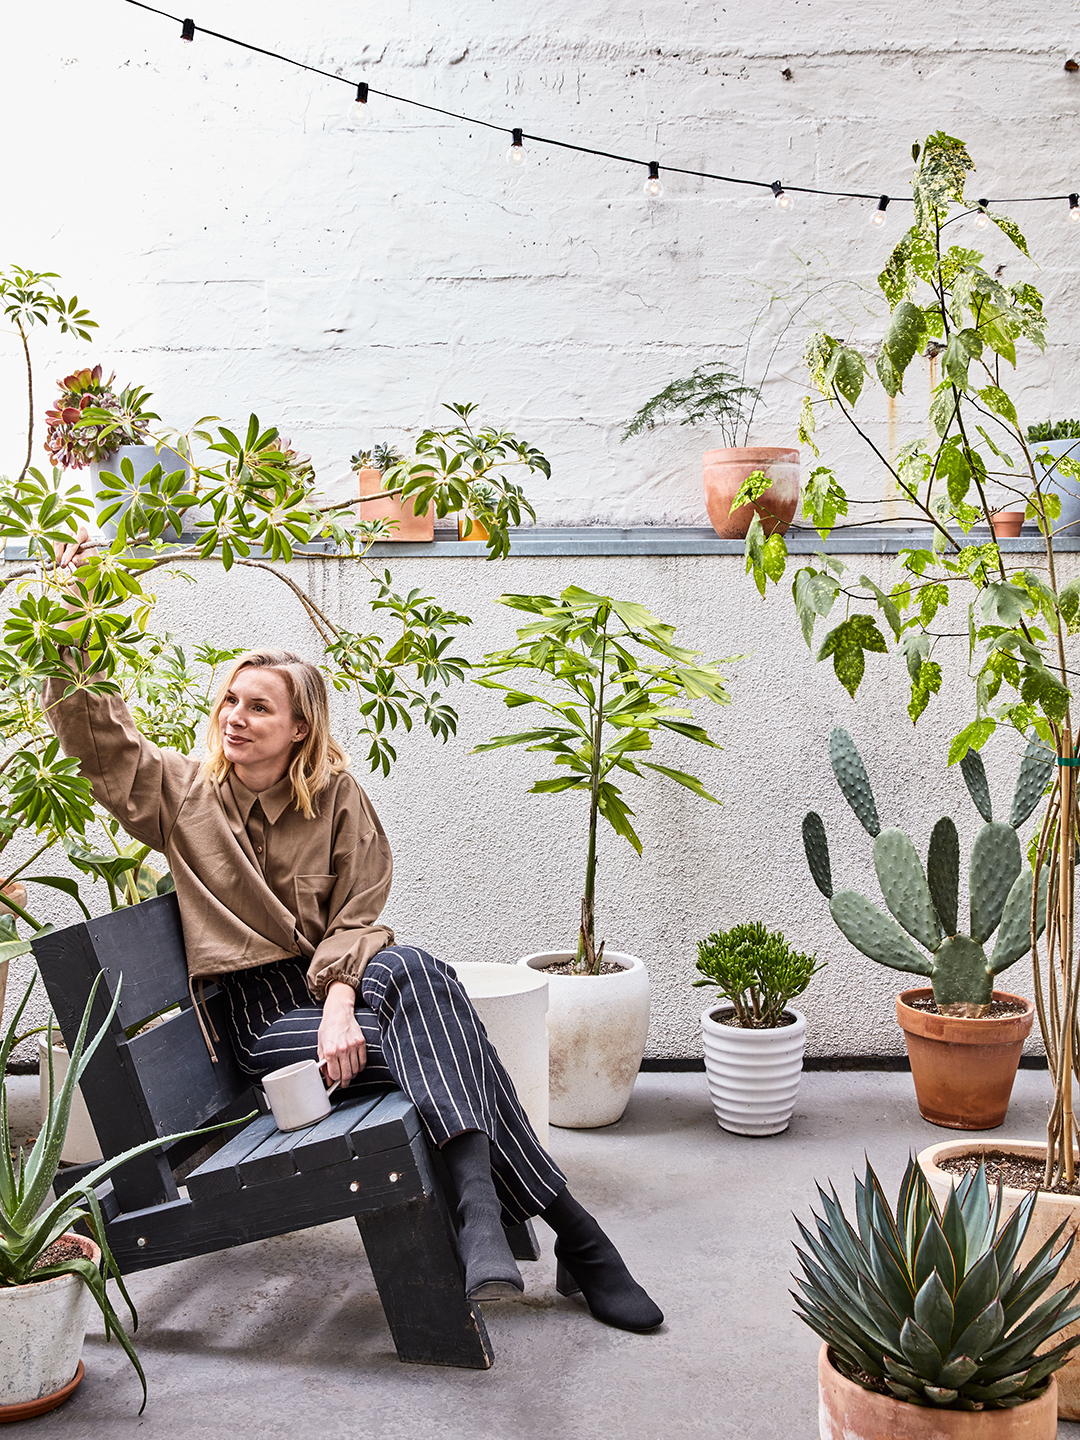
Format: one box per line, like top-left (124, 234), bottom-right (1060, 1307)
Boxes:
top-left (204, 650), bottom-right (349, 818)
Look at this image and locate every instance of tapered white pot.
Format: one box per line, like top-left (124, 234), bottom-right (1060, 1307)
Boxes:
top-left (1035, 437), bottom-right (1080, 537)
top-left (517, 951), bottom-right (650, 1129)
top-left (0, 1235), bottom-right (98, 1408)
top-left (701, 1005), bottom-right (807, 1135)
top-left (39, 1040), bottom-right (103, 1165)
top-left (88, 443), bottom-right (190, 539)
top-left (453, 962), bottom-right (550, 1147)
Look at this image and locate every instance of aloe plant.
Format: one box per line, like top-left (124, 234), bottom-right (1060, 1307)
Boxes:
top-left (794, 1155), bottom-right (1080, 1410)
top-left (803, 727), bottom-right (1053, 1015)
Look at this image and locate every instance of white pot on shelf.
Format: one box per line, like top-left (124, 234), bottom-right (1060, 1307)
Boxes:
top-left (88, 442), bottom-right (191, 540)
top-left (0, 1233), bottom-right (98, 1411)
top-left (1034, 437), bottom-right (1080, 537)
top-left (452, 961), bottom-right (550, 1147)
top-left (701, 1005), bottom-right (807, 1136)
top-left (38, 1040), bottom-right (102, 1166)
top-left (517, 950), bottom-right (650, 1129)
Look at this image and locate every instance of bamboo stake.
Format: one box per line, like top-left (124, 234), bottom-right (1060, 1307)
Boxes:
top-left (1061, 730), bottom-right (1076, 1185)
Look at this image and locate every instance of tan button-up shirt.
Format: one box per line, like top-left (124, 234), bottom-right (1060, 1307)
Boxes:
top-left (42, 674), bottom-right (395, 998)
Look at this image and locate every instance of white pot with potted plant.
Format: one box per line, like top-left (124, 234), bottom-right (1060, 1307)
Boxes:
top-left (472, 583), bottom-right (732, 1129)
top-left (1028, 419), bottom-right (1080, 537)
top-left (693, 921), bottom-right (823, 1136)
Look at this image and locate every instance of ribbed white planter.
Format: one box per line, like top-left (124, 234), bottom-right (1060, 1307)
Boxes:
top-left (0, 1235), bottom-right (98, 1407)
top-left (517, 951), bottom-right (650, 1129)
top-left (701, 1006), bottom-right (807, 1136)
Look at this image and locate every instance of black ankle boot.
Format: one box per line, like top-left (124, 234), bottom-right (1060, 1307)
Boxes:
top-left (542, 1188), bottom-right (663, 1332)
top-left (442, 1130), bottom-right (523, 1301)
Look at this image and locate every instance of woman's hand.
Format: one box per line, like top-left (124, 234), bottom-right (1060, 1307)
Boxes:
top-left (54, 525), bottom-right (98, 571)
top-left (318, 980), bottom-right (367, 1086)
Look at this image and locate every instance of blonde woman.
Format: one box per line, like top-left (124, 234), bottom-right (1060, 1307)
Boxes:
top-left (46, 528), bottom-right (662, 1332)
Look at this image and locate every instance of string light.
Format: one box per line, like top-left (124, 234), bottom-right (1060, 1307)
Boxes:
top-left (872, 195), bottom-right (889, 227)
top-left (643, 161), bottom-right (663, 198)
top-left (975, 198), bottom-right (990, 229)
top-left (506, 128), bottom-right (525, 167)
top-left (180, 17), bottom-right (194, 41)
top-left (1071, 194), bottom-right (1080, 223)
top-left (771, 181), bottom-right (791, 211)
top-left (353, 81), bottom-right (369, 120)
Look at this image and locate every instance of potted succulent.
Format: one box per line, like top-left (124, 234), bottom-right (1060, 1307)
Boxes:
top-left (692, 921), bottom-right (823, 1135)
top-left (803, 728), bottom-right (1052, 1129)
top-left (796, 1154), bottom-right (1079, 1438)
top-left (351, 443), bottom-right (433, 542)
top-left (1028, 419), bottom-right (1080, 537)
top-left (473, 584), bottom-right (731, 1128)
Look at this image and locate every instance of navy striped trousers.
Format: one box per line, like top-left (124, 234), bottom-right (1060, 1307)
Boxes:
top-left (220, 945), bottom-right (566, 1223)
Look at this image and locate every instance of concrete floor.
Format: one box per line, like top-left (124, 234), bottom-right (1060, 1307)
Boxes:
top-left (6, 1069), bottom-right (1080, 1440)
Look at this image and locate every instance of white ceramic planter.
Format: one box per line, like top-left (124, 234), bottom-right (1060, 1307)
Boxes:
top-left (1035, 437), bottom-right (1080, 536)
top-left (0, 1234), bottom-right (98, 1407)
top-left (517, 950), bottom-right (650, 1129)
top-left (701, 1005), bottom-right (807, 1135)
top-left (453, 961), bottom-right (550, 1147)
top-left (39, 1040), bottom-right (103, 1166)
top-left (88, 442), bottom-right (190, 539)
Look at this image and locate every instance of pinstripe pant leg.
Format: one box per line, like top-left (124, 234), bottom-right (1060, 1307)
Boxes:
top-left (360, 945), bottom-right (566, 1224)
top-left (247, 1007), bottom-right (397, 1089)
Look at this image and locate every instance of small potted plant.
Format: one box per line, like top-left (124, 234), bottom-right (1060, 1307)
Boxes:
top-left (1028, 418), bottom-right (1080, 536)
top-left (351, 443), bottom-right (433, 541)
top-left (693, 921), bottom-right (823, 1135)
top-left (796, 1155), bottom-right (1079, 1438)
top-left (803, 727), bottom-right (1052, 1129)
top-left (473, 584), bottom-right (731, 1128)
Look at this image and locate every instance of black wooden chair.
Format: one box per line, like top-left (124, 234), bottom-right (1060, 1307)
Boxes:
top-left (33, 893), bottom-right (539, 1370)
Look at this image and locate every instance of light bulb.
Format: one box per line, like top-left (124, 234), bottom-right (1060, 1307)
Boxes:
top-left (872, 195), bottom-right (889, 226)
top-left (506, 128), bottom-right (525, 167)
top-left (771, 181), bottom-right (791, 210)
top-left (1070, 194), bottom-right (1080, 223)
top-left (643, 161), bottom-right (663, 198)
top-left (181, 17), bottom-right (195, 41)
top-left (974, 198), bottom-right (990, 228)
top-left (353, 82), bottom-right (370, 119)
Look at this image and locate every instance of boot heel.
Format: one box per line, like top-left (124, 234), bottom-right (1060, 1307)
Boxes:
top-left (556, 1260), bottom-right (581, 1297)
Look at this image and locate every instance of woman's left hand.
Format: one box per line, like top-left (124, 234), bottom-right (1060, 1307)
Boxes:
top-left (318, 981), bottom-right (367, 1086)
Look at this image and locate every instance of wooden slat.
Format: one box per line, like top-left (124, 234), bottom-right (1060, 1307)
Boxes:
top-left (185, 1113), bottom-right (279, 1201)
top-left (122, 1003), bottom-right (246, 1136)
top-left (292, 1094), bottom-right (385, 1173)
top-left (236, 1126), bottom-right (309, 1187)
top-left (85, 893), bottom-right (191, 1024)
top-left (349, 1091), bottom-right (421, 1158)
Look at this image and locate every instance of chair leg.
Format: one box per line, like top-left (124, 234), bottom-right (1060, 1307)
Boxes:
top-left (357, 1194), bottom-right (494, 1369)
top-left (504, 1218), bottom-right (542, 1261)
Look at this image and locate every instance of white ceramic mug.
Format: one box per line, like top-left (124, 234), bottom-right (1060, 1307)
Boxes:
top-left (261, 1059), bottom-right (340, 1132)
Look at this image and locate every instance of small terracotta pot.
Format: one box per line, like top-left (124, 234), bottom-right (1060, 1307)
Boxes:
top-left (991, 510), bottom-right (1025, 539)
top-left (896, 987), bottom-right (1033, 1130)
top-left (701, 446), bottom-right (800, 539)
top-left (919, 1139), bottom-right (1080, 1421)
top-left (355, 467), bottom-right (434, 541)
top-left (457, 515), bottom-right (490, 542)
top-left (817, 1344), bottom-right (1058, 1439)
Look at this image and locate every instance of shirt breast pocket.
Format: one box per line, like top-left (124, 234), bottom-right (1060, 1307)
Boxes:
top-left (293, 873), bottom-right (337, 944)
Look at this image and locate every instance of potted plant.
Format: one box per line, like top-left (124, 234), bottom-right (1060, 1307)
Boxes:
top-left (803, 727), bottom-right (1051, 1129)
top-left (1028, 419), bottom-right (1080, 537)
top-left (351, 443), bottom-right (434, 542)
top-left (796, 1154), bottom-right (1079, 1438)
top-left (692, 921), bottom-right (823, 1135)
top-left (473, 584), bottom-right (731, 1127)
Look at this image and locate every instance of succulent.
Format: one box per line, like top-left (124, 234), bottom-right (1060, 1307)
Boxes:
top-left (44, 365), bottom-right (157, 469)
top-left (351, 443), bottom-right (404, 472)
top-left (1027, 419), bottom-right (1080, 443)
top-left (803, 728), bottom-right (1053, 1016)
top-left (693, 921), bottom-right (824, 1028)
top-left (794, 1155), bottom-right (1080, 1410)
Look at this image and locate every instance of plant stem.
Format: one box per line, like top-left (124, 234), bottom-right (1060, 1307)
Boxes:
top-left (576, 618), bottom-right (609, 975)
top-left (17, 321), bottom-right (33, 482)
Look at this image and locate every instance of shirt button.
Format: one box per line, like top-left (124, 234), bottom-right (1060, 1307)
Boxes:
top-left (255, 845), bottom-right (263, 853)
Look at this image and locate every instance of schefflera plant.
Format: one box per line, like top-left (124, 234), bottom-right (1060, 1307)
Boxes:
top-left (803, 727), bottom-right (1053, 1017)
top-left (794, 1155), bottom-right (1080, 1410)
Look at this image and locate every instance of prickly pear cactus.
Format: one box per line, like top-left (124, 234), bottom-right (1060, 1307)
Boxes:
top-left (803, 728), bottom-right (1048, 1017)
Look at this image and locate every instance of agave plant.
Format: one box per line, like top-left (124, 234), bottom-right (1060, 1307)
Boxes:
top-left (1, 975), bottom-right (244, 1411)
top-left (802, 727), bottom-right (1054, 1016)
top-left (794, 1156), bottom-right (1080, 1410)
top-left (44, 365), bottom-right (157, 469)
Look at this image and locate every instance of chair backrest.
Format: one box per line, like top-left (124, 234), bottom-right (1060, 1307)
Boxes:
top-left (33, 893), bottom-right (251, 1212)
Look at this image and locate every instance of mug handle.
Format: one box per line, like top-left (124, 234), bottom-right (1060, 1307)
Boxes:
top-left (318, 1059), bottom-right (341, 1097)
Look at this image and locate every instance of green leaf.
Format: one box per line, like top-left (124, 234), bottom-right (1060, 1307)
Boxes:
top-left (858, 575), bottom-right (902, 640)
top-left (978, 385), bottom-right (1019, 429)
top-left (947, 718), bottom-right (996, 766)
top-left (1060, 579), bottom-right (1080, 636)
top-left (801, 465), bottom-right (848, 537)
top-left (744, 515), bottom-right (788, 596)
top-left (879, 300), bottom-right (927, 395)
top-left (824, 346), bottom-right (867, 407)
top-left (817, 616), bottom-right (889, 698)
top-left (793, 568), bottom-right (841, 646)
top-left (909, 659), bottom-right (943, 723)
top-left (989, 212), bottom-right (1031, 258)
top-left (639, 762), bottom-right (720, 803)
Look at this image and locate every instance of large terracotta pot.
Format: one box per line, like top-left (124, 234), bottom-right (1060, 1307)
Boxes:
top-left (517, 951), bottom-right (650, 1128)
top-left (0, 1233), bottom-right (99, 1415)
top-left (896, 987), bottom-right (1033, 1130)
top-left (355, 467), bottom-right (434, 541)
top-left (919, 1139), bottom-right (1080, 1421)
top-left (818, 1344), bottom-right (1058, 1439)
top-left (701, 445), bottom-right (800, 539)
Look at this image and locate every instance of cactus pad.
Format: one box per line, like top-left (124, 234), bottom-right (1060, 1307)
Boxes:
top-left (1009, 737), bottom-right (1056, 830)
top-left (959, 747), bottom-right (993, 823)
top-left (802, 812), bottom-right (833, 899)
top-left (969, 821), bottom-right (1022, 943)
top-left (829, 889), bottom-right (933, 975)
top-left (927, 816), bottom-right (960, 936)
top-left (931, 935), bottom-right (993, 1013)
top-left (829, 727), bottom-right (881, 837)
top-left (873, 827), bottom-right (941, 952)
top-left (991, 865), bottom-right (1049, 974)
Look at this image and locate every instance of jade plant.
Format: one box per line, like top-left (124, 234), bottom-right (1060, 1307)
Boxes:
top-left (794, 1155), bottom-right (1080, 1411)
top-left (693, 922), bottom-right (823, 1028)
top-left (803, 727), bottom-right (1053, 1016)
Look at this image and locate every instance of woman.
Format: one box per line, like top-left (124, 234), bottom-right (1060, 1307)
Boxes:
top-left (46, 529), bottom-right (662, 1333)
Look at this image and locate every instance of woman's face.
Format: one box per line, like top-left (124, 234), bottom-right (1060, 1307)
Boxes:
top-left (219, 667), bottom-right (308, 781)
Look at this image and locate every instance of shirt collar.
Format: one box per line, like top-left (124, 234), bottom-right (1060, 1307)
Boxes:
top-left (227, 772), bottom-right (295, 825)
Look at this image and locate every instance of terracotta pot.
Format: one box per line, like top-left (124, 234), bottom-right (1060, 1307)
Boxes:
top-left (818, 1343), bottom-right (1058, 1439)
top-left (919, 1139), bottom-right (1080, 1421)
top-left (991, 510), bottom-right (1025, 539)
top-left (896, 988), bottom-right (1033, 1130)
top-left (457, 515), bottom-right (490, 542)
top-left (701, 446), bottom-right (800, 539)
top-left (355, 467), bottom-right (434, 541)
